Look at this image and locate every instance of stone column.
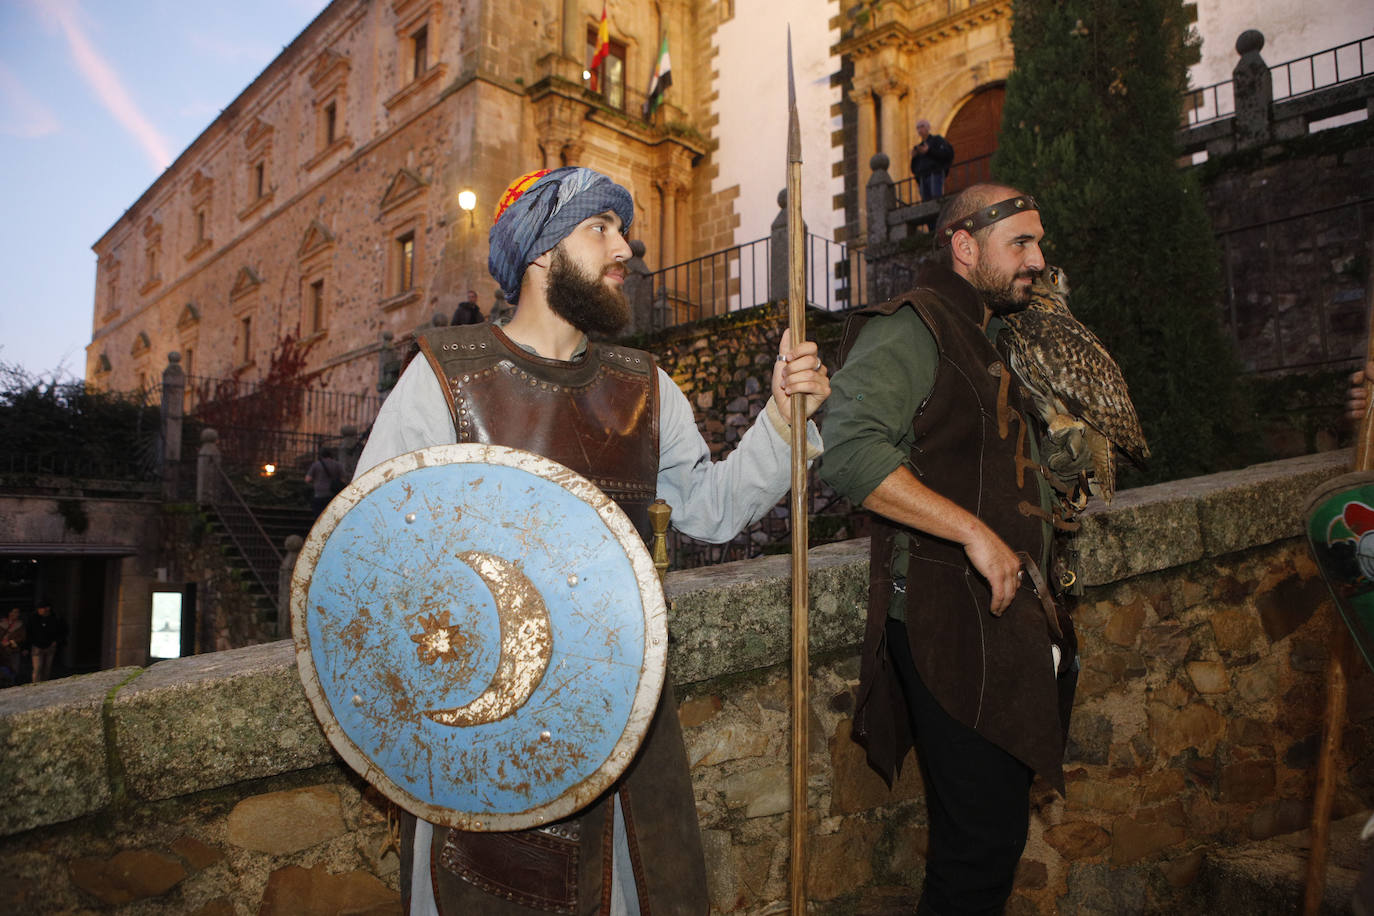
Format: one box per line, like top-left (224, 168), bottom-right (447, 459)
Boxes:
top-left (1233, 30), bottom-right (1272, 150)
top-left (855, 89), bottom-right (877, 243)
top-left (866, 153), bottom-right (896, 247)
top-left (160, 352), bottom-right (185, 500)
top-left (562, 0), bottom-right (582, 61)
top-left (196, 429), bottom-right (221, 506)
top-left (656, 175), bottom-right (682, 271)
top-left (877, 85), bottom-right (906, 178)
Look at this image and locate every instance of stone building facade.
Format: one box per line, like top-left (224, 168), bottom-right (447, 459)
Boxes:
top-left (84, 0), bottom-right (1019, 399)
top-left (83, 0), bottom-right (810, 396)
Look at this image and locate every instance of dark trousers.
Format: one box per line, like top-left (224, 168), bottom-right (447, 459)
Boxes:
top-left (887, 618), bottom-right (1033, 916)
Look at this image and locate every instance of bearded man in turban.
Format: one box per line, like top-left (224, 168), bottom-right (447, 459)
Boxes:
top-left (355, 166), bottom-right (830, 914)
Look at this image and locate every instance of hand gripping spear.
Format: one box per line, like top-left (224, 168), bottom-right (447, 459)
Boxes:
top-left (785, 30), bottom-right (810, 913)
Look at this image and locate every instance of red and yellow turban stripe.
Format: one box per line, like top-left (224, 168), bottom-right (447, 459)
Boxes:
top-left (493, 169), bottom-right (551, 226)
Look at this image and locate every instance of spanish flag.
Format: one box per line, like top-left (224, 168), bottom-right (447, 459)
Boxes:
top-left (643, 31), bottom-right (672, 119)
top-left (589, 3), bottom-right (610, 92)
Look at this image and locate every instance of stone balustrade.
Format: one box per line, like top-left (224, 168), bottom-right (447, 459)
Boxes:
top-left (0, 449), bottom-right (1363, 913)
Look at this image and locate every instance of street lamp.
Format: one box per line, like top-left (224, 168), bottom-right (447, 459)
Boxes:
top-left (458, 189), bottom-right (476, 227)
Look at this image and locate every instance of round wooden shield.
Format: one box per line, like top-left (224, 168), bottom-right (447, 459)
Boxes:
top-left (291, 443), bottom-right (667, 831)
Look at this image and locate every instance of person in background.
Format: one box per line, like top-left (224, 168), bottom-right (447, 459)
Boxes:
top-left (28, 602), bottom-right (64, 683)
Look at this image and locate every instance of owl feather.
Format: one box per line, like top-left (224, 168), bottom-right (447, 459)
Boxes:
top-left (1001, 266), bottom-right (1149, 504)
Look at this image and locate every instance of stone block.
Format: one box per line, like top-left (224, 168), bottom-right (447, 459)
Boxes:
top-left (1148, 701), bottom-right (1226, 759)
top-left (1219, 760), bottom-right (1276, 804)
top-left (808, 819), bottom-right (879, 900)
top-left (1065, 712), bottom-right (1112, 766)
top-left (678, 693), bottom-right (722, 728)
top-left (1211, 607), bottom-right (1262, 653)
top-left (0, 668), bottom-right (135, 834)
top-left (701, 828), bottom-right (740, 913)
top-left (169, 835), bottom-right (223, 871)
top-left (1256, 570), bottom-right (1325, 644)
top-left (1104, 600), bottom-right (1146, 647)
top-left (830, 717), bottom-right (923, 814)
top-left (1187, 660), bottom-right (1230, 694)
top-left (1066, 775), bottom-right (1135, 814)
top-left (111, 641), bottom-right (334, 800)
top-left (1141, 768), bottom-right (1186, 804)
top-left (722, 764), bottom-right (789, 818)
top-left (68, 848), bottom-right (188, 905)
top-left (1111, 802), bottom-right (1187, 865)
top-left (227, 785), bottom-right (347, 854)
top-left (257, 864), bottom-right (400, 915)
top-left (688, 722), bottom-right (771, 767)
top-left (1044, 821), bottom-right (1110, 858)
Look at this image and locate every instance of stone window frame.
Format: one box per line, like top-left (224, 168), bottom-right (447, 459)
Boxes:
top-left (101, 256), bottom-right (122, 321)
top-left (305, 50), bottom-right (353, 172)
top-left (237, 119), bottom-right (276, 222)
top-left (381, 215), bottom-right (424, 311)
top-left (298, 218), bottom-right (336, 340)
top-left (384, 0), bottom-right (446, 112)
top-left (229, 265), bottom-right (264, 373)
top-left (139, 217), bottom-right (163, 296)
top-left (186, 170), bottom-right (214, 261)
top-left (176, 303), bottom-right (200, 390)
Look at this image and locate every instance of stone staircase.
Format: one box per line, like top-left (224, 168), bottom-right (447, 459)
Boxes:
top-left (208, 504), bottom-right (317, 619)
top-left (1192, 811), bottom-right (1371, 914)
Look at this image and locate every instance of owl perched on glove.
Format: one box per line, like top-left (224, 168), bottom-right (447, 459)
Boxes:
top-left (1000, 266), bottom-right (1149, 505)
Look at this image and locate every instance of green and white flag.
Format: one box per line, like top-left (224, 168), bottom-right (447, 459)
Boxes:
top-left (643, 31), bottom-right (672, 119)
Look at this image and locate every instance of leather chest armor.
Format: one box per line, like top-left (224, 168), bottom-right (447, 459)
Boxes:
top-left (417, 324), bottom-right (659, 541)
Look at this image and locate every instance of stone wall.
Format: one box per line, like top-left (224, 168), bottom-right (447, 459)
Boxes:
top-left (1, 449), bottom-right (1365, 913)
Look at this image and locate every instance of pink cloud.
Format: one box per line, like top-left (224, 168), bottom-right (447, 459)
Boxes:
top-left (43, 0), bottom-right (172, 171)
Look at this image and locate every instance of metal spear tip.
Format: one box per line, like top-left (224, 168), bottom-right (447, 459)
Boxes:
top-left (786, 27), bottom-right (801, 163)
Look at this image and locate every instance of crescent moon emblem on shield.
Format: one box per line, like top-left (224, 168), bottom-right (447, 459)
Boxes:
top-left (422, 550), bottom-right (554, 727)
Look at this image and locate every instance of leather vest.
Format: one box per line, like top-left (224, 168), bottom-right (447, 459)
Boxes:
top-left (407, 323), bottom-right (708, 915)
top-left (845, 264), bottom-right (1076, 793)
top-left (418, 324), bottom-right (659, 541)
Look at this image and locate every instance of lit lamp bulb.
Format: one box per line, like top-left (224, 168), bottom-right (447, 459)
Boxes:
top-left (458, 189), bottom-right (476, 226)
top-left (262, 463), bottom-right (276, 476)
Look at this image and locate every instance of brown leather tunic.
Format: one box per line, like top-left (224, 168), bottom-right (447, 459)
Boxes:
top-left (404, 323), bottom-right (708, 915)
top-left (845, 264), bottom-right (1076, 793)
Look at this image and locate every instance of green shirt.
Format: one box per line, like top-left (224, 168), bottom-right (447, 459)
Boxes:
top-left (818, 306), bottom-right (1050, 607)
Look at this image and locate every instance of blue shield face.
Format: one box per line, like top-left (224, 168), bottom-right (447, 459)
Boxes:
top-left (293, 444), bottom-right (667, 830)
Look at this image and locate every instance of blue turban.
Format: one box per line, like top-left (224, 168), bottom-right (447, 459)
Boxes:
top-left (488, 167), bottom-right (634, 303)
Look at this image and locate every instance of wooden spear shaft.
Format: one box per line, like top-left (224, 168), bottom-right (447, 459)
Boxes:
top-left (785, 31), bottom-right (810, 914)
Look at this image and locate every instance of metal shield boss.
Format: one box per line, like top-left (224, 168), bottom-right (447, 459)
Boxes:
top-left (292, 443), bottom-right (667, 831)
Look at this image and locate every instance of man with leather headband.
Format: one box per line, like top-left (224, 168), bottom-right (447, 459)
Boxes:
top-left (819, 183), bottom-right (1081, 915)
top-left (355, 166), bottom-right (830, 915)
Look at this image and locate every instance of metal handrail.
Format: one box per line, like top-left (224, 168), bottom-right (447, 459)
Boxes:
top-left (647, 231), bottom-right (865, 330)
top-left (1184, 35), bottom-right (1374, 126)
top-left (893, 154), bottom-right (994, 206)
top-left (209, 462), bottom-right (284, 604)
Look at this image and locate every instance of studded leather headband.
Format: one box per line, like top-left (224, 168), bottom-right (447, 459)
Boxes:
top-left (936, 195), bottom-right (1039, 247)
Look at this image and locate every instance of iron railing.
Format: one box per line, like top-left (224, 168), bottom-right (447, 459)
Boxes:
top-left (652, 237), bottom-right (770, 328)
top-left (181, 375), bottom-right (383, 441)
top-left (1184, 35), bottom-right (1374, 126)
top-left (208, 461), bottom-right (284, 604)
top-left (893, 154), bottom-right (994, 206)
top-left (648, 231), bottom-right (864, 331)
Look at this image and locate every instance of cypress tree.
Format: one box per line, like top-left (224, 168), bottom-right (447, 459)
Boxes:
top-left (993, 0), bottom-right (1259, 485)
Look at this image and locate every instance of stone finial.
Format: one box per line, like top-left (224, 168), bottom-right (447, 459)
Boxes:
top-left (1233, 29), bottom-right (1272, 150)
top-left (776, 188), bottom-right (788, 209)
top-left (1236, 29), bottom-right (1264, 56)
top-left (870, 152), bottom-right (891, 172)
top-left (629, 239), bottom-right (646, 258)
top-left (284, 535), bottom-right (303, 552)
top-left (200, 428), bottom-right (219, 446)
top-left (167, 351), bottom-right (182, 365)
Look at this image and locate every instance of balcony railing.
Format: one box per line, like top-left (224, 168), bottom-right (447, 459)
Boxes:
top-left (1184, 35), bottom-right (1373, 126)
top-left (892, 154), bottom-right (994, 207)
